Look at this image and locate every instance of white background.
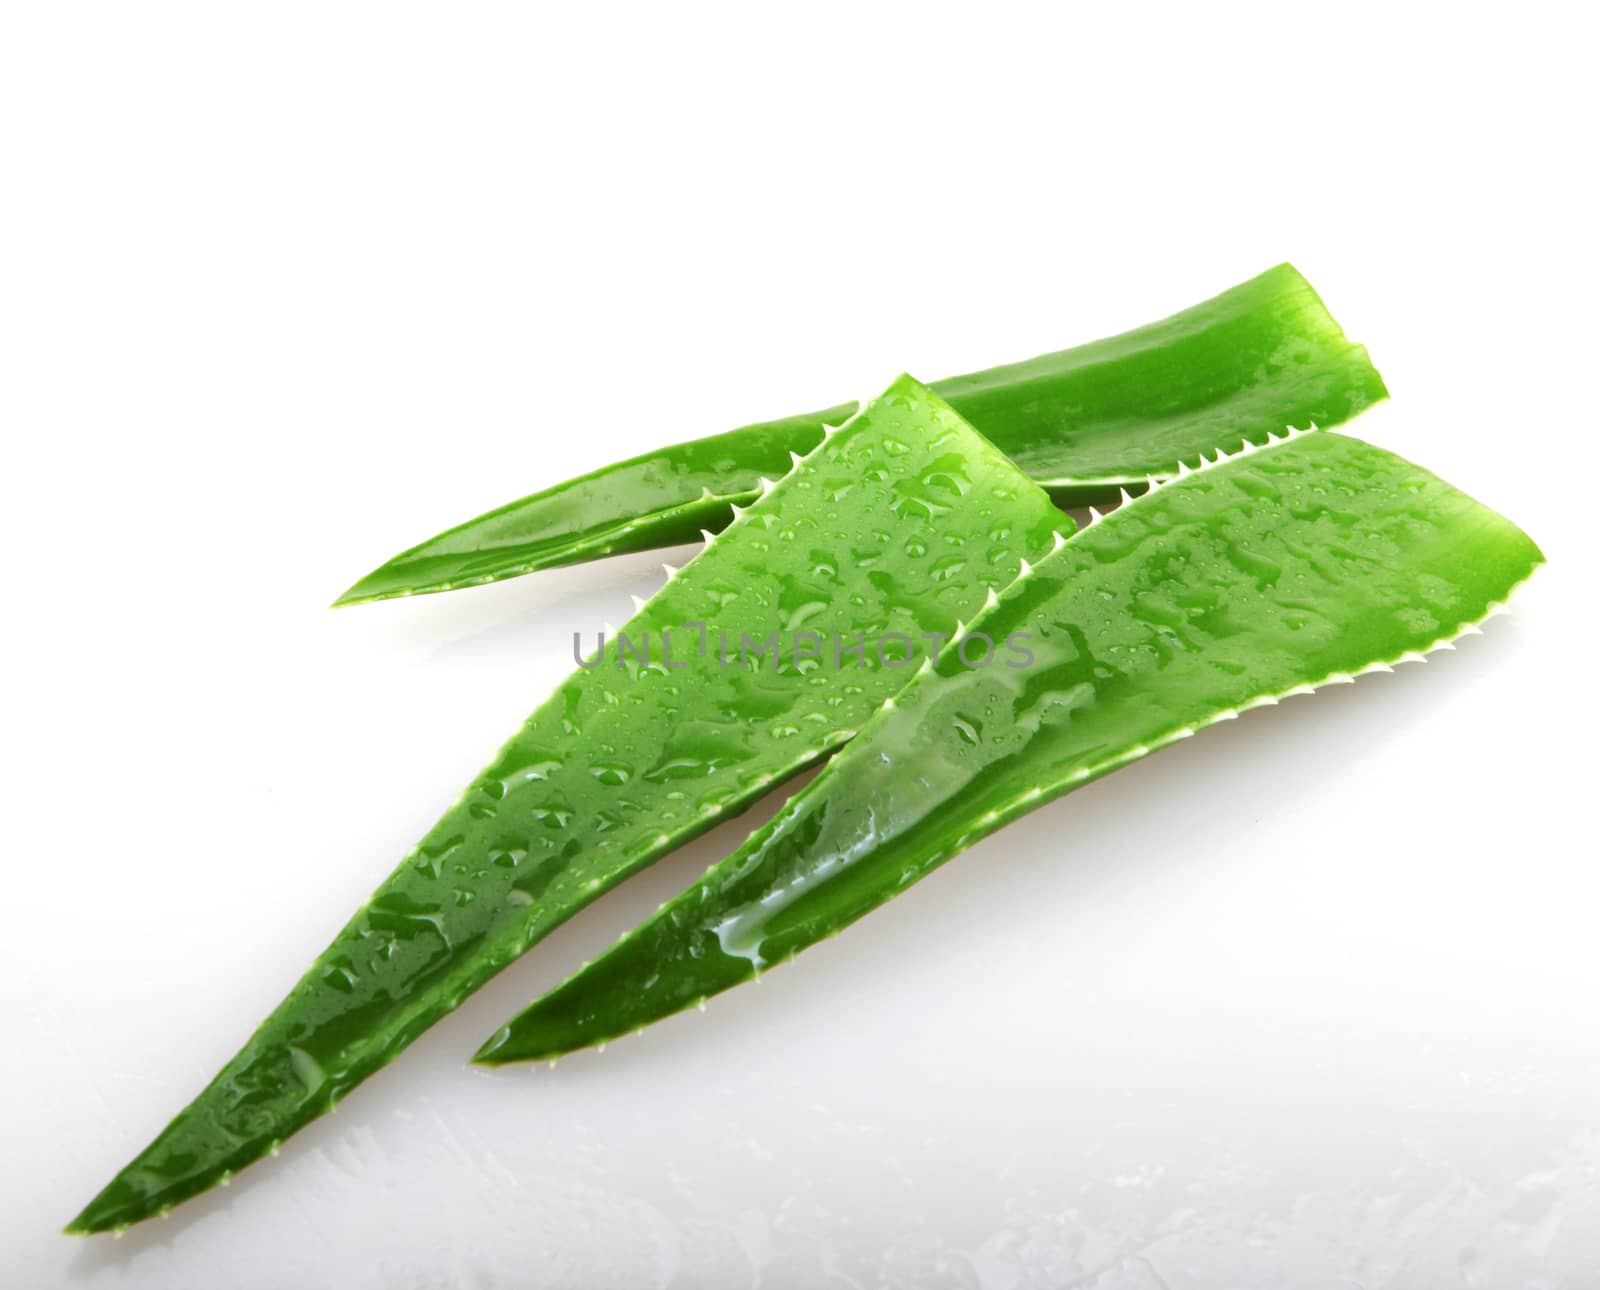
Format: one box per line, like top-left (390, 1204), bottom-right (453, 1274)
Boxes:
top-left (3, 4), bottom-right (1596, 1287)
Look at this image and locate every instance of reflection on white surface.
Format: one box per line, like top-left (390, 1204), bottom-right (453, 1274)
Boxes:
top-left (12, 550), bottom-right (1596, 1288)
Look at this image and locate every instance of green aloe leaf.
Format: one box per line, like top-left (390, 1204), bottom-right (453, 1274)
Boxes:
top-left (69, 376), bottom-right (1064, 1234)
top-left (476, 430), bottom-right (1543, 1064)
top-left (335, 263), bottom-right (1385, 605)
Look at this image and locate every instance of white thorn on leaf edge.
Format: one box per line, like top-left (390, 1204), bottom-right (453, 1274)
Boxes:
top-left (1060, 420), bottom-right (1326, 555)
top-left (1098, 568), bottom-right (1535, 786)
top-left (1004, 565), bottom-right (1541, 814)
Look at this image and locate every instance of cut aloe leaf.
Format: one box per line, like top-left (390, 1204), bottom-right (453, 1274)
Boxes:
top-left (475, 430), bottom-right (1542, 1064)
top-left (68, 376), bottom-right (1064, 1234)
top-left (335, 263), bottom-right (1385, 604)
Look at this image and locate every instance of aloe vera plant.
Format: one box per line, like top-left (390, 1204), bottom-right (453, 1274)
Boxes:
top-left (335, 263), bottom-right (1386, 605)
top-left (475, 430), bottom-right (1543, 1063)
top-left (69, 377), bottom-right (1065, 1234)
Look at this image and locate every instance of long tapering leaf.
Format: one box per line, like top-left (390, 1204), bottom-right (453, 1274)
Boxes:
top-left (476, 431), bottom-right (1542, 1063)
top-left (69, 376), bottom-right (1064, 1233)
top-left (336, 263), bottom-right (1385, 604)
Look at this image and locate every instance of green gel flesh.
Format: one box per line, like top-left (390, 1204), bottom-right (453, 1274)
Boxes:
top-left (68, 377), bottom-right (1063, 1234)
top-left (336, 263), bottom-right (1385, 604)
top-left (478, 431), bottom-right (1542, 1064)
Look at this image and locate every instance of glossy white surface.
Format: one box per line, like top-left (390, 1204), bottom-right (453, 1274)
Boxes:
top-left (3, 4), bottom-right (1595, 1286)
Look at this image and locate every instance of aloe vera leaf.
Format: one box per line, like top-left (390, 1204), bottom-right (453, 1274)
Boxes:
top-left (475, 430), bottom-right (1543, 1064)
top-left (68, 376), bottom-right (1064, 1234)
top-left (335, 262), bottom-right (1385, 605)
